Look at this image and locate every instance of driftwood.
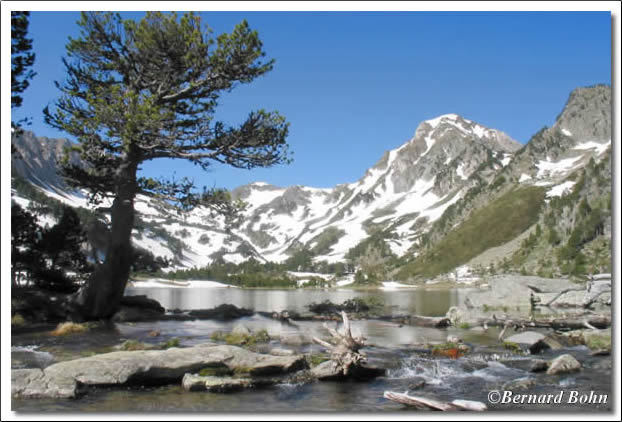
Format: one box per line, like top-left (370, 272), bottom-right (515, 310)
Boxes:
top-left (379, 314), bottom-right (451, 328)
top-left (312, 311), bottom-right (367, 376)
top-left (384, 391), bottom-right (487, 411)
top-left (478, 314), bottom-right (610, 332)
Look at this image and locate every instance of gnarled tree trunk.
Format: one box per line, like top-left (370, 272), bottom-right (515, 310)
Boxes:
top-left (74, 161), bottom-right (138, 320)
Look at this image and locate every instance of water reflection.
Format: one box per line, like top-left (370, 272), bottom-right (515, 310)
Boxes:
top-left (125, 286), bottom-right (471, 317)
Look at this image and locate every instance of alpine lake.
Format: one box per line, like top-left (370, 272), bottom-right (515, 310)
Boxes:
top-left (11, 284), bottom-right (613, 413)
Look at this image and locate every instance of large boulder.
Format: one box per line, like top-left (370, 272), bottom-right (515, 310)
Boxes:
top-left (11, 344), bottom-right (306, 399)
top-left (546, 354), bottom-right (581, 375)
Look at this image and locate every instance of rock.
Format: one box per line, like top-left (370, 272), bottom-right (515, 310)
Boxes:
top-left (120, 295), bottom-right (165, 313)
top-left (529, 359), bottom-right (550, 373)
top-left (446, 335), bottom-right (462, 344)
top-left (188, 304), bottom-right (254, 321)
top-left (502, 377), bottom-right (537, 390)
top-left (280, 332), bottom-right (312, 346)
top-left (310, 360), bottom-right (385, 381)
top-left (270, 348), bottom-right (295, 356)
top-left (504, 331), bottom-right (557, 354)
top-left (111, 296), bottom-right (167, 322)
top-left (546, 354), bottom-right (581, 375)
top-left (232, 324), bottom-right (251, 336)
top-left (582, 330), bottom-right (611, 351)
top-left (590, 349), bottom-right (611, 356)
top-left (408, 378), bottom-right (426, 391)
top-left (182, 373), bottom-right (255, 392)
top-left (11, 348), bottom-right (55, 369)
top-left (111, 306), bottom-right (166, 323)
top-left (11, 344), bottom-right (306, 399)
top-left (148, 330), bottom-right (161, 337)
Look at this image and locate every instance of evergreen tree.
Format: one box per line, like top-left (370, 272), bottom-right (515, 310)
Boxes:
top-left (11, 204), bottom-right (41, 286)
top-left (44, 12), bottom-right (290, 319)
top-left (11, 11), bottom-right (36, 127)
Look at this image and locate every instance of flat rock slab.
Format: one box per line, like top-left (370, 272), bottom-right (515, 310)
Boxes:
top-left (12, 344), bottom-right (306, 399)
top-left (182, 374), bottom-right (256, 392)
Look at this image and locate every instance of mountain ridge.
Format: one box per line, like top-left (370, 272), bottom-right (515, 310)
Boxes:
top-left (11, 84), bottom-right (612, 281)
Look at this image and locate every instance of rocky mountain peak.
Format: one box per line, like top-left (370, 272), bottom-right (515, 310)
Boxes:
top-left (553, 84), bottom-right (611, 142)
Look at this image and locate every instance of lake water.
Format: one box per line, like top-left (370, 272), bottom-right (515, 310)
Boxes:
top-left (124, 285), bottom-right (470, 316)
top-left (12, 286), bottom-right (612, 413)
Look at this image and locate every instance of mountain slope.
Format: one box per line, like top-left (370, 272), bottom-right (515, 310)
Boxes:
top-left (10, 84), bottom-right (612, 280)
top-left (394, 84), bottom-right (611, 281)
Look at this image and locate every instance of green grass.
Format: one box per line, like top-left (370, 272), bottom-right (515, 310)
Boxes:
top-left (210, 329), bottom-right (271, 346)
top-left (397, 186), bottom-right (546, 280)
top-left (160, 337), bottom-right (180, 349)
top-left (503, 341), bottom-right (524, 354)
top-left (307, 353), bottom-right (331, 367)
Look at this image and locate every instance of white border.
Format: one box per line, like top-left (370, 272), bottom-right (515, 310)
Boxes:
top-left (2, 2), bottom-right (620, 421)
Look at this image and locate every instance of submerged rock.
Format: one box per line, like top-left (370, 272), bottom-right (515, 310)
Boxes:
top-left (546, 354), bottom-right (581, 375)
top-left (188, 304), bottom-right (254, 321)
top-left (11, 344), bottom-right (306, 399)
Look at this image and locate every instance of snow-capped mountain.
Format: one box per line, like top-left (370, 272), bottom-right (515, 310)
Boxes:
top-left (10, 85), bottom-right (612, 275)
top-left (229, 113), bottom-right (521, 263)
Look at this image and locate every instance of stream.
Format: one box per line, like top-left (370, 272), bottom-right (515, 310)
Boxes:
top-left (11, 286), bottom-right (613, 413)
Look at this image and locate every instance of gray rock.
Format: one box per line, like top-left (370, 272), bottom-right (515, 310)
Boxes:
top-left (232, 323), bottom-right (251, 336)
top-left (188, 304), bottom-right (254, 321)
top-left (280, 332), bottom-right (312, 346)
top-left (270, 348), bottom-right (295, 356)
top-left (529, 359), bottom-right (550, 373)
top-left (310, 360), bottom-right (385, 381)
top-left (546, 354), bottom-right (581, 375)
top-left (182, 373), bottom-right (254, 392)
top-left (504, 331), bottom-right (556, 354)
top-left (11, 348), bottom-right (55, 369)
top-left (502, 377), bottom-right (537, 391)
top-left (11, 344), bottom-right (306, 399)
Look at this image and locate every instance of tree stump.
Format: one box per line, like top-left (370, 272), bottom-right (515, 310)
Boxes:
top-left (312, 311), bottom-right (367, 376)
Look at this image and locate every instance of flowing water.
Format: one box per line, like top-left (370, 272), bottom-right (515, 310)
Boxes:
top-left (11, 287), bottom-right (613, 413)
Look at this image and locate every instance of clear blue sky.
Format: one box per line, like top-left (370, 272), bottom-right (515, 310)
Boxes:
top-left (12, 11), bottom-right (611, 191)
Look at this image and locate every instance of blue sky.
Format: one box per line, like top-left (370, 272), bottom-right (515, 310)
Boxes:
top-left (12, 11), bottom-right (611, 191)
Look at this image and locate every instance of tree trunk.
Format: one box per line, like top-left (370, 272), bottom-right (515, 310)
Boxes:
top-left (74, 160), bottom-right (138, 320)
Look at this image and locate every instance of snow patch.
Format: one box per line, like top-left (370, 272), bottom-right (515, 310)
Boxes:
top-left (546, 181), bottom-right (577, 198)
top-left (129, 278), bottom-right (234, 288)
top-left (561, 128), bottom-right (573, 137)
top-left (380, 281), bottom-right (415, 290)
top-left (518, 173), bottom-right (532, 183)
top-left (572, 140), bottom-right (610, 155)
top-left (535, 155), bottom-right (583, 178)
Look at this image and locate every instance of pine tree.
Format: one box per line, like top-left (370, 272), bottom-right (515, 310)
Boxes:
top-left (44, 12), bottom-right (290, 319)
top-left (11, 11), bottom-right (36, 124)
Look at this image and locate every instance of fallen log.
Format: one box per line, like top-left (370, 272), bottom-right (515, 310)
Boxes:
top-left (476, 314), bottom-right (610, 332)
top-left (384, 391), bottom-right (487, 411)
top-left (378, 314), bottom-right (451, 328)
